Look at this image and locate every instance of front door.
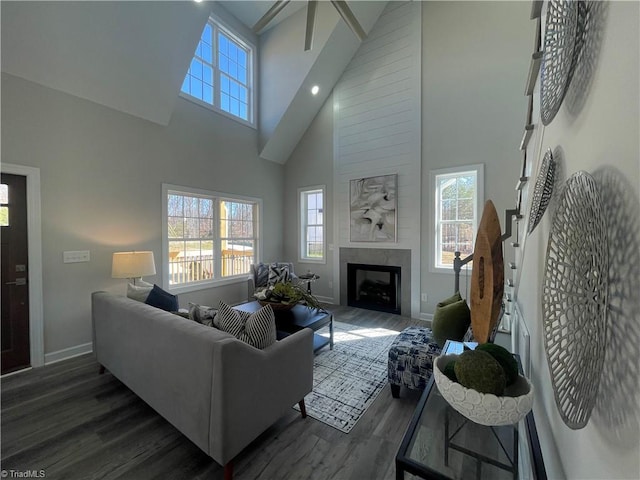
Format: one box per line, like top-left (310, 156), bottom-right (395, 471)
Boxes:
top-left (1, 173), bottom-right (30, 374)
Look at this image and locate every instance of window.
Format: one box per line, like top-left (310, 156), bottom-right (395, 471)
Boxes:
top-left (432, 165), bottom-right (484, 271)
top-left (299, 186), bottom-right (325, 262)
top-left (181, 17), bottom-right (254, 125)
top-left (163, 185), bottom-right (260, 292)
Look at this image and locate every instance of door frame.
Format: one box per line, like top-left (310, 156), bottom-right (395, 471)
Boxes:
top-left (1, 163), bottom-right (44, 368)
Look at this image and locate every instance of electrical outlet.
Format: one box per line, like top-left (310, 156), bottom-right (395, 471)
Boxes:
top-left (328, 281), bottom-right (333, 289)
top-left (421, 293), bottom-right (428, 302)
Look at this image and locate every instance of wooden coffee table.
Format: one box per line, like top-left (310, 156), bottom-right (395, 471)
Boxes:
top-left (233, 301), bottom-right (333, 353)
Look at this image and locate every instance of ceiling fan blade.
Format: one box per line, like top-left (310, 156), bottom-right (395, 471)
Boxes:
top-left (304, 0), bottom-right (318, 51)
top-left (330, 1), bottom-right (367, 42)
top-left (252, 0), bottom-right (291, 34)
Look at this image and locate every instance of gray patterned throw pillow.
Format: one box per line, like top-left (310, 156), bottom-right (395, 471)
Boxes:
top-left (268, 263), bottom-right (290, 285)
top-left (188, 303), bottom-right (218, 327)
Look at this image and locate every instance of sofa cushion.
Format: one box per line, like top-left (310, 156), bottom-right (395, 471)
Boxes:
top-left (145, 284), bottom-right (179, 312)
top-left (432, 298), bottom-right (471, 348)
top-left (218, 301), bottom-right (277, 349)
top-left (127, 280), bottom-right (154, 303)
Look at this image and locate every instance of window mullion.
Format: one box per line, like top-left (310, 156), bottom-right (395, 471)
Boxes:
top-left (212, 24), bottom-right (219, 110)
top-left (212, 197), bottom-right (220, 278)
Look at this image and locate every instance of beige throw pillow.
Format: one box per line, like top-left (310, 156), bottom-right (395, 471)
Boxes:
top-left (127, 280), bottom-right (154, 303)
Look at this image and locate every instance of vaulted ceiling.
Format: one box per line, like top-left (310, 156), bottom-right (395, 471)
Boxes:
top-left (1, 1), bottom-right (387, 164)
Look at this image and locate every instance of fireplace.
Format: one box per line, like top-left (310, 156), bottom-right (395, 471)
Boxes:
top-left (347, 263), bottom-right (401, 315)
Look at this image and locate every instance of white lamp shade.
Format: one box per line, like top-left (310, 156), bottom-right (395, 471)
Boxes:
top-left (112, 251), bottom-right (156, 279)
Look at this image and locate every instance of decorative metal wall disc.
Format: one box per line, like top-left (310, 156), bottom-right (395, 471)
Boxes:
top-left (528, 149), bottom-right (556, 234)
top-left (542, 171), bottom-right (608, 429)
top-left (540, 0), bottom-right (579, 125)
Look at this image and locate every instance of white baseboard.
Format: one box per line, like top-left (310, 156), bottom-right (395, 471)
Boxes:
top-left (45, 342), bottom-right (93, 365)
top-left (418, 312), bottom-right (433, 324)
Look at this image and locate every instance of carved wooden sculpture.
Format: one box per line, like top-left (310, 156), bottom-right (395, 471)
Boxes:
top-left (470, 200), bottom-right (504, 344)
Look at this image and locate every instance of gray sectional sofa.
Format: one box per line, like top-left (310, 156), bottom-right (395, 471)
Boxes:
top-left (91, 292), bottom-right (314, 479)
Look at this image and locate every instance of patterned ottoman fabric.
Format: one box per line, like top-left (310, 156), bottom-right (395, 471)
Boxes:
top-left (388, 326), bottom-right (442, 395)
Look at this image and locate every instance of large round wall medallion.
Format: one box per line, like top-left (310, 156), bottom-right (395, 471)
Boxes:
top-left (528, 148), bottom-right (557, 234)
top-left (542, 171), bottom-right (608, 429)
top-left (540, 0), bottom-right (581, 125)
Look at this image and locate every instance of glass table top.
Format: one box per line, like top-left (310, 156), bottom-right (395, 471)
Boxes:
top-left (396, 341), bottom-right (527, 480)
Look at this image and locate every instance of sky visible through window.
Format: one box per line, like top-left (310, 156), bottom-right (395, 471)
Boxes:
top-left (181, 20), bottom-right (251, 122)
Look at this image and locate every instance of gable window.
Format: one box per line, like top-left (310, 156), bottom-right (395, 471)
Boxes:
top-left (431, 165), bottom-right (484, 272)
top-left (181, 17), bottom-right (254, 126)
top-left (163, 184), bottom-right (260, 292)
top-left (299, 186), bottom-right (325, 263)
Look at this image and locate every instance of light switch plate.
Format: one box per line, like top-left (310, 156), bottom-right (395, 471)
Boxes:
top-left (63, 250), bottom-right (90, 263)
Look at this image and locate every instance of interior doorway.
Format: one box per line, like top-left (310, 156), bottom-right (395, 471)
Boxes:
top-left (1, 173), bottom-right (31, 374)
top-left (0, 163), bottom-right (44, 374)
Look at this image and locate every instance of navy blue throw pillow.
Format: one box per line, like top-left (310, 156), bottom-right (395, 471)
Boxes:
top-left (145, 284), bottom-right (178, 312)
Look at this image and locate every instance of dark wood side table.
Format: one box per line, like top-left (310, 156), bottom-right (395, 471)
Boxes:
top-left (233, 301), bottom-right (333, 353)
top-left (395, 341), bottom-right (547, 480)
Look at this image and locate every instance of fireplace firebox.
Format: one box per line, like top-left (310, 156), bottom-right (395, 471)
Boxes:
top-left (347, 263), bottom-right (401, 315)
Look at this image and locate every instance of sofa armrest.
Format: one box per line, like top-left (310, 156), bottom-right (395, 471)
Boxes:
top-left (210, 328), bottom-right (314, 464)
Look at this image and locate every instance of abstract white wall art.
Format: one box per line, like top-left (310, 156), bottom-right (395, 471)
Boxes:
top-left (349, 174), bottom-right (397, 242)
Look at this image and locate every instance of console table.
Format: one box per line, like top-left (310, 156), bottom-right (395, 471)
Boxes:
top-left (396, 341), bottom-right (546, 480)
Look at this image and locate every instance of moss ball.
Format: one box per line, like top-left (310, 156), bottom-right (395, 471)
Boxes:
top-left (476, 343), bottom-right (519, 386)
top-left (443, 360), bottom-right (458, 382)
top-left (454, 350), bottom-right (506, 396)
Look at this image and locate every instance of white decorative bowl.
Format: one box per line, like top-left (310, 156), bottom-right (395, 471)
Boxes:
top-left (434, 354), bottom-right (534, 426)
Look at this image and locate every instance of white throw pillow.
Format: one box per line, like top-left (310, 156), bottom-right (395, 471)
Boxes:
top-left (127, 281), bottom-right (153, 302)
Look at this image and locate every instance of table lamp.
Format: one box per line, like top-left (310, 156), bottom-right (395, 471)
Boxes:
top-left (112, 251), bottom-right (156, 285)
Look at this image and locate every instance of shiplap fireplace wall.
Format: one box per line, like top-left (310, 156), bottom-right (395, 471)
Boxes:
top-left (332, 1), bottom-right (422, 318)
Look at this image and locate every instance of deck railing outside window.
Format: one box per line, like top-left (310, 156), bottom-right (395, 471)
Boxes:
top-left (168, 250), bottom-right (253, 285)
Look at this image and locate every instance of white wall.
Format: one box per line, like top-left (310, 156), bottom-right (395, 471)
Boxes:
top-left (420, 1), bottom-right (533, 314)
top-left (1, 73), bottom-right (284, 359)
top-left (333, 1), bottom-right (422, 318)
top-left (284, 1), bottom-right (640, 476)
top-left (283, 94), bottom-right (335, 301)
top-left (285, 1), bottom-right (533, 319)
top-left (517, 1), bottom-right (640, 478)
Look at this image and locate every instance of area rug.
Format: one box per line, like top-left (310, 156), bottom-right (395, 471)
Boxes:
top-left (294, 321), bottom-right (399, 433)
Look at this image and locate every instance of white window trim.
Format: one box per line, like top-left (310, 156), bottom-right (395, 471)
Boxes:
top-left (179, 15), bottom-right (257, 129)
top-left (162, 183), bottom-right (262, 294)
top-left (429, 164), bottom-right (484, 275)
top-left (298, 185), bottom-right (326, 264)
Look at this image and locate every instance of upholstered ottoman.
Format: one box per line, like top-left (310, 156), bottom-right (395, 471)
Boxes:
top-left (388, 326), bottom-right (442, 398)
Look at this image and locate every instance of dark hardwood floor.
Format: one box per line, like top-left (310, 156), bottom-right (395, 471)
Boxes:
top-left (1, 305), bottom-right (426, 480)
